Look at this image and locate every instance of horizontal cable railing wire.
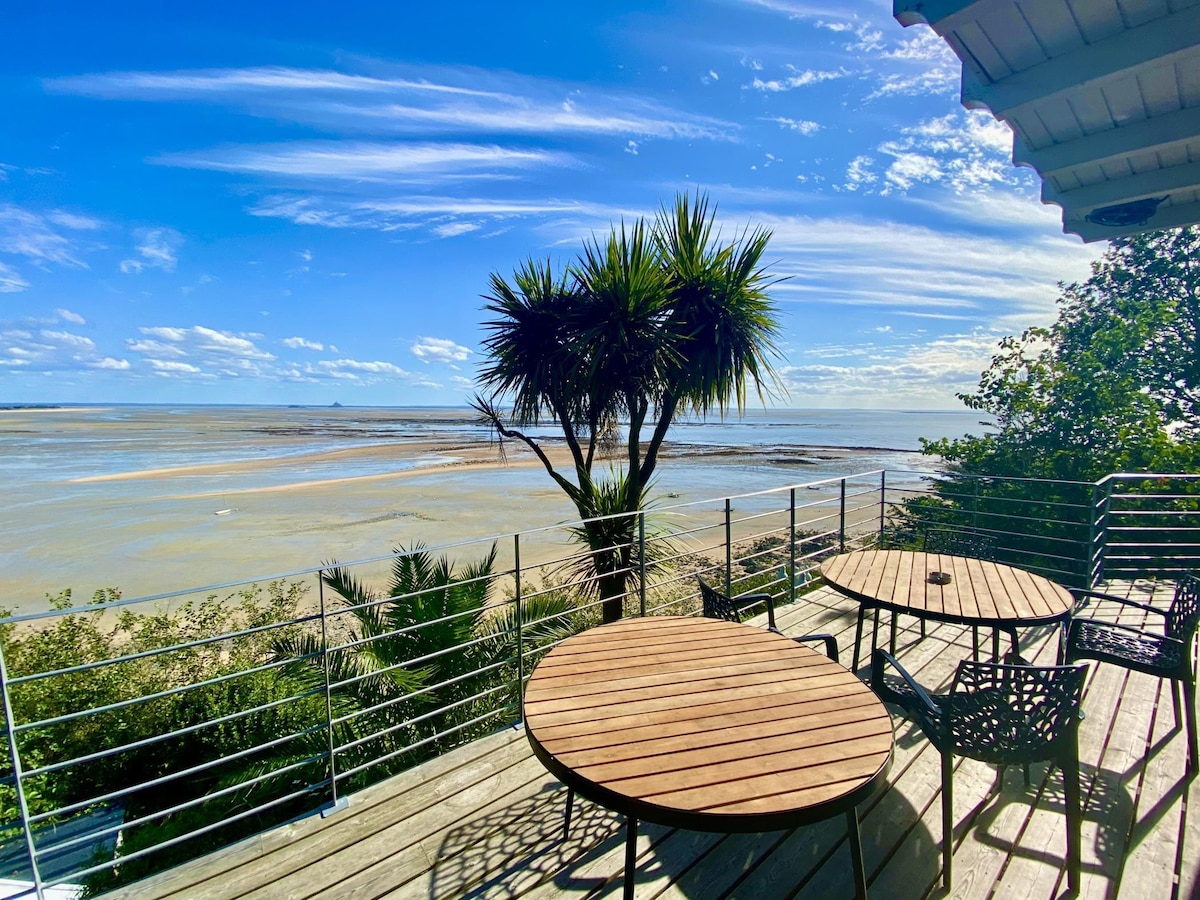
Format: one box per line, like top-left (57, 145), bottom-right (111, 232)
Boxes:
top-left (2, 468), bottom-right (1196, 897)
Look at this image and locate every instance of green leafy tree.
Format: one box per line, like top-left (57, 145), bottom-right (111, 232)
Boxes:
top-left (923, 226), bottom-right (1200, 481)
top-left (474, 192), bottom-right (783, 622)
top-left (905, 227), bottom-right (1200, 584)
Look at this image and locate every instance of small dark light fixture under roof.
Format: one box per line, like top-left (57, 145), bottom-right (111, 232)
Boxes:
top-left (1085, 196), bottom-right (1169, 228)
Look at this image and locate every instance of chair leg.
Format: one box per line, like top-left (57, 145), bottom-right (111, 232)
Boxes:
top-left (1184, 677), bottom-right (1198, 777)
top-left (846, 806), bottom-right (867, 900)
top-left (941, 750), bottom-right (954, 891)
top-left (1062, 753), bottom-right (1082, 895)
top-left (563, 786), bottom-right (574, 840)
top-left (1172, 680), bottom-right (1184, 731)
top-left (919, 617), bottom-right (926, 638)
top-left (889, 611), bottom-right (898, 655)
top-left (992, 627), bottom-right (1001, 661)
top-left (971, 626), bottom-right (980, 661)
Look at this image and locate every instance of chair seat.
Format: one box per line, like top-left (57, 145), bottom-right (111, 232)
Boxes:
top-left (1069, 619), bottom-right (1186, 674)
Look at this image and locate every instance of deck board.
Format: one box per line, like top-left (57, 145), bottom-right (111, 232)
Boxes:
top-left (104, 580), bottom-right (1200, 900)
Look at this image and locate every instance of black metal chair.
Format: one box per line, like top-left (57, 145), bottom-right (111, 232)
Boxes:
top-left (561, 580), bottom-right (840, 841)
top-left (697, 577), bottom-right (839, 661)
top-left (1060, 574), bottom-right (1200, 775)
top-left (871, 649), bottom-right (1088, 893)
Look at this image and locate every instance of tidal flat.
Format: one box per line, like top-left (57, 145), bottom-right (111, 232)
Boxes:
top-left (1, 405), bottom-right (954, 614)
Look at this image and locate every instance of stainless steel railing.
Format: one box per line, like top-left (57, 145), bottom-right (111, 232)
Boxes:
top-left (1, 467), bottom-right (1196, 897)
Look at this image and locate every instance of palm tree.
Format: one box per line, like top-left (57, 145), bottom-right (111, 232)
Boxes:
top-left (474, 191), bottom-right (783, 622)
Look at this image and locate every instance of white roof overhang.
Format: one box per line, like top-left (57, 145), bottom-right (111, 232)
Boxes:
top-left (894, 0), bottom-right (1200, 242)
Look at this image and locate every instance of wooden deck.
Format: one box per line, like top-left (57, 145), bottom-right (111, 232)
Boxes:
top-left (107, 581), bottom-right (1200, 900)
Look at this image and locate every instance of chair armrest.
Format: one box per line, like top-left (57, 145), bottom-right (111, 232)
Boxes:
top-left (793, 633), bottom-right (838, 663)
top-left (1069, 589), bottom-right (1168, 618)
top-left (739, 591), bottom-right (777, 631)
top-left (870, 649), bottom-right (939, 717)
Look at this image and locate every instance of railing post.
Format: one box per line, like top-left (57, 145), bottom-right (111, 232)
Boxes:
top-left (0, 644), bottom-right (43, 900)
top-left (839, 479), bottom-right (847, 553)
top-left (514, 534), bottom-right (524, 693)
top-left (789, 488), bottom-right (797, 606)
top-left (971, 477), bottom-right (980, 530)
top-left (724, 498), bottom-right (733, 597)
top-left (879, 471), bottom-right (887, 545)
top-left (1089, 478), bottom-right (1113, 588)
top-left (317, 570), bottom-right (344, 814)
top-left (638, 512), bottom-right (647, 617)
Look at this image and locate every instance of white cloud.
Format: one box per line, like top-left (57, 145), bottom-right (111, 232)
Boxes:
top-left (0, 205), bottom-right (91, 268)
top-left (318, 358), bottom-right (414, 379)
top-left (844, 155), bottom-right (877, 191)
top-left (51, 66), bottom-right (735, 143)
top-left (249, 194), bottom-right (638, 238)
top-left (411, 337), bottom-right (470, 364)
top-left (148, 359), bottom-right (202, 373)
top-left (0, 261), bottom-right (29, 292)
top-left (282, 336), bottom-right (323, 350)
top-left (748, 67), bottom-right (846, 92)
top-left (120, 228), bottom-right (182, 274)
top-left (139, 326), bottom-right (189, 341)
top-left (46, 211), bottom-right (103, 230)
top-left (432, 222), bottom-right (480, 238)
top-left (92, 357), bottom-right (131, 370)
top-left (625, 140), bottom-right (639, 156)
top-left (192, 325), bottom-right (275, 359)
top-left (126, 338), bottom-right (187, 357)
top-left (41, 330), bottom-right (95, 350)
top-left (765, 116), bottom-right (821, 135)
top-left (158, 141), bottom-right (572, 182)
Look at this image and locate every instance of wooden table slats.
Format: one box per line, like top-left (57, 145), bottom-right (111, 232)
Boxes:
top-left (523, 616), bottom-right (893, 833)
top-left (820, 550), bottom-right (1073, 630)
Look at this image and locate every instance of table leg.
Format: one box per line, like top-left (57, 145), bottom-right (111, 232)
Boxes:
top-left (846, 806), bottom-right (867, 899)
top-left (624, 816), bottom-right (638, 900)
top-left (852, 604), bottom-right (868, 672)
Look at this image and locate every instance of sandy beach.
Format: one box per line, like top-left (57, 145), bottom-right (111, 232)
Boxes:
top-left (0, 406), bottom-right (944, 615)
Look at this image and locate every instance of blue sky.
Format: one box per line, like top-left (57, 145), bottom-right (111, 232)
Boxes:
top-left (1, 0), bottom-right (1102, 408)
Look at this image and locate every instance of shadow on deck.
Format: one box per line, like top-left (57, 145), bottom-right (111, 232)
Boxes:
top-left (107, 582), bottom-right (1200, 899)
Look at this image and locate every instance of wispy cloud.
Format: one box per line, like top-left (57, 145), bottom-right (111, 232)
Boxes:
top-left (120, 228), bottom-right (182, 274)
top-left (51, 66), bottom-right (736, 142)
top-left (55, 308), bottom-right (86, 324)
top-left (764, 116), bottom-right (821, 135)
top-left (747, 67), bottom-right (847, 92)
top-left (249, 194), bottom-right (634, 237)
top-left (0, 261), bottom-right (29, 292)
top-left (157, 142), bottom-right (572, 182)
top-left (0, 204), bottom-right (95, 269)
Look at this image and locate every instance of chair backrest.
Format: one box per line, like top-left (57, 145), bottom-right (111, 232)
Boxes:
top-left (946, 660), bottom-right (1087, 765)
top-left (1168, 574), bottom-right (1200, 640)
top-left (923, 527), bottom-right (998, 561)
top-left (697, 578), bottom-right (741, 623)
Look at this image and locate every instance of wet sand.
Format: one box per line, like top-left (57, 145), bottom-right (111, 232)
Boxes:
top-left (1, 407), bottom-right (924, 615)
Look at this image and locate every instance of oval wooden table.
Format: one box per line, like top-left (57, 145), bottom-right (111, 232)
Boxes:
top-left (819, 549), bottom-right (1075, 671)
top-left (522, 616), bottom-right (894, 899)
